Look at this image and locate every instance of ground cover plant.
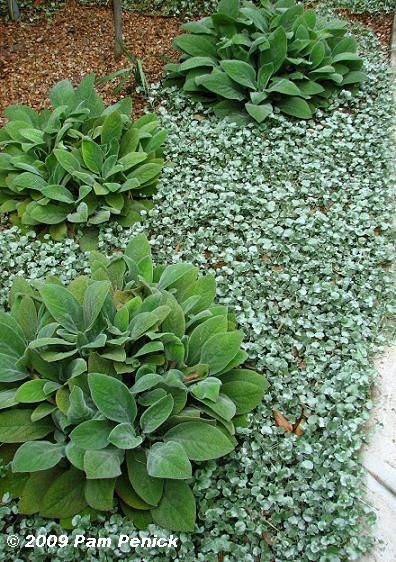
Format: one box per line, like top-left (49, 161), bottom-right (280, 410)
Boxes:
top-left (315, 0), bottom-right (396, 14)
top-left (165, 0), bottom-right (367, 124)
top-left (0, 4), bottom-right (395, 562)
top-left (0, 75), bottom-right (166, 240)
top-left (0, 234), bottom-right (266, 532)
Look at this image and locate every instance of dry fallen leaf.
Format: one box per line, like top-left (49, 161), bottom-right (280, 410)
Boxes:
top-left (297, 358), bottom-right (306, 369)
top-left (193, 113), bottom-right (206, 121)
top-left (272, 410), bottom-right (293, 432)
top-left (262, 532), bottom-right (273, 546)
top-left (293, 419), bottom-right (305, 436)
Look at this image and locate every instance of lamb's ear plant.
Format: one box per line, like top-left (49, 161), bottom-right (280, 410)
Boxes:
top-left (165, 0), bottom-right (367, 124)
top-left (0, 234), bottom-right (267, 532)
top-left (0, 75), bottom-right (166, 241)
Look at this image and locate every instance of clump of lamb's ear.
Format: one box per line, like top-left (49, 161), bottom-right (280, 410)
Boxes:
top-left (0, 233), bottom-right (267, 532)
top-left (0, 75), bottom-right (166, 240)
top-left (165, 0), bottom-right (367, 124)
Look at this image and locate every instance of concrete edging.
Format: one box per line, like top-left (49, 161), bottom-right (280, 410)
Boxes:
top-left (391, 12), bottom-right (396, 71)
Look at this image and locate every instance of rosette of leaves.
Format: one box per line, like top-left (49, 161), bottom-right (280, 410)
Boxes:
top-left (164, 0), bottom-right (367, 124)
top-left (0, 234), bottom-right (267, 532)
top-left (0, 75), bottom-right (166, 240)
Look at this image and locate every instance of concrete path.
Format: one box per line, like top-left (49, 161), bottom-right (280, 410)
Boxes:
top-left (360, 349), bottom-right (396, 562)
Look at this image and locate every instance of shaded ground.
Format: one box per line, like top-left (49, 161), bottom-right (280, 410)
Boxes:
top-left (0, 3), bottom-right (181, 123)
top-left (338, 9), bottom-right (394, 46)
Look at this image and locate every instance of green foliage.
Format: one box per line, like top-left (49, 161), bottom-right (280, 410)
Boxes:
top-left (98, 48), bottom-right (149, 97)
top-left (165, 0), bottom-right (367, 124)
top-left (0, 19), bottom-right (393, 562)
top-left (0, 234), bottom-right (267, 532)
top-left (0, 75), bottom-right (166, 238)
top-left (307, 0), bottom-right (396, 14)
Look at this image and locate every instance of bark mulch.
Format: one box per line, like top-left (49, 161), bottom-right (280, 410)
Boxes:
top-left (338, 10), bottom-right (394, 48)
top-left (0, 3), bottom-right (181, 125)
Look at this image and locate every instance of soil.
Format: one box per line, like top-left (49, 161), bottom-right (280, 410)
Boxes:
top-left (0, 3), bottom-right (181, 125)
top-left (338, 10), bottom-right (394, 47)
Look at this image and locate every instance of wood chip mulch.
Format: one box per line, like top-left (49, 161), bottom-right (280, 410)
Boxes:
top-left (0, 3), bottom-right (182, 125)
top-left (337, 9), bottom-right (394, 48)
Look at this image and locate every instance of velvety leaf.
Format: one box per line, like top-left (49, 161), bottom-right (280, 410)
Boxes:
top-left (70, 419), bottom-right (113, 449)
top-left (83, 280), bottom-right (111, 329)
top-left (118, 152), bottom-right (148, 170)
top-left (191, 377), bottom-right (222, 402)
top-left (53, 149), bottom-right (81, 175)
top-left (197, 393), bottom-right (237, 421)
top-left (147, 441), bottom-right (192, 480)
top-left (125, 233), bottom-right (153, 282)
top-left (39, 284), bottom-right (83, 333)
top-left (67, 202), bottom-right (89, 223)
top-left (15, 379), bottom-right (47, 403)
top-left (119, 501), bottom-right (153, 530)
top-left (158, 263), bottom-right (197, 291)
top-left (115, 472), bottom-right (153, 509)
top-left (257, 62), bottom-right (274, 90)
top-left (88, 373), bottom-right (137, 424)
top-left (81, 139), bottom-right (104, 174)
top-left (128, 163), bottom-right (163, 185)
top-left (217, 0), bottom-right (239, 17)
top-left (267, 79), bottom-right (301, 96)
top-left (0, 388), bottom-right (18, 410)
top-left (85, 477), bottom-right (115, 511)
top-left (65, 442), bottom-right (85, 471)
top-left (220, 369), bottom-right (268, 414)
top-left (179, 57), bottom-right (216, 72)
top-left (268, 27), bottom-right (287, 73)
top-left (277, 97), bottom-right (313, 119)
top-left (101, 111), bottom-right (123, 145)
top-left (341, 71), bottom-right (367, 85)
top-left (245, 102), bottom-right (273, 123)
top-left (200, 331), bottom-right (243, 375)
top-left (41, 185), bottom-right (75, 204)
top-left (220, 60), bottom-right (256, 89)
top-left (151, 480), bottom-right (196, 532)
top-left (18, 468), bottom-right (62, 514)
top-left (31, 403), bottom-right (57, 422)
top-left (84, 447), bottom-right (124, 479)
top-left (140, 394), bottom-right (174, 434)
top-left (108, 423), bottom-right (143, 449)
top-left (0, 314), bottom-right (26, 357)
top-left (0, 409), bottom-right (54, 442)
top-left (196, 70), bottom-right (245, 101)
top-left (129, 312), bottom-right (162, 341)
top-left (164, 421), bottom-right (234, 460)
top-left (174, 34), bottom-right (217, 58)
top-left (12, 441), bottom-right (64, 472)
top-left (126, 449), bottom-right (164, 506)
top-left (40, 468), bottom-right (87, 518)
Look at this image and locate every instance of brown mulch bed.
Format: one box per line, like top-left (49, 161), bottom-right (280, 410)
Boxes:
top-left (0, 4), bottom-right (181, 124)
top-left (338, 10), bottom-right (394, 47)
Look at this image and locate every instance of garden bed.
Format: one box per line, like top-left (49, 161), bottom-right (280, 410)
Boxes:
top-left (0, 2), bottom-right (394, 127)
top-left (0, 4), bottom-right (181, 124)
top-left (0, 1), bottom-right (395, 561)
